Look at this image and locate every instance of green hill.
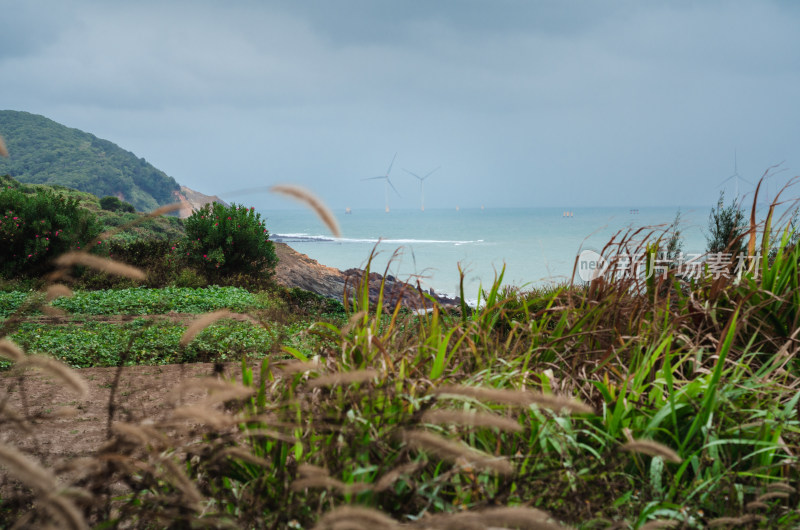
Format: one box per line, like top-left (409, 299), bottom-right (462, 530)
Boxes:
top-left (0, 110), bottom-right (180, 211)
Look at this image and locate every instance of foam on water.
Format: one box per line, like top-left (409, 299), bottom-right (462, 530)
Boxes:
top-left (273, 233), bottom-right (481, 245)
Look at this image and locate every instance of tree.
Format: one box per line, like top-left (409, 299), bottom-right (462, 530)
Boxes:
top-left (100, 195), bottom-right (136, 213)
top-left (183, 202), bottom-right (277, 280)
top-left (706, 191), bottom-right (746, 256)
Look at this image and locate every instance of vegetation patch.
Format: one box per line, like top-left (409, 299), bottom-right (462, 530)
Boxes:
top-left (5, 318), bottom-right (318, 367)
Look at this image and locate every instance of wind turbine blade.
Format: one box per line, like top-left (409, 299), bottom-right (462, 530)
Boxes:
top-left (402, 168), bottom-right (422, 180)
top-left (387, 178), bottom-right (401, 196)
top-left (718, 175), bottom-right (736, 187)
top-left (386, 152), bottom-right (397, 176)
top-left (423, 166), bottom-right (441, 180)
top-left (362, 176), bottom-right (387, 181)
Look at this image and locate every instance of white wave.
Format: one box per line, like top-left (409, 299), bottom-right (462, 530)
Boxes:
top-left (272, 233), bottom-right (481, 245)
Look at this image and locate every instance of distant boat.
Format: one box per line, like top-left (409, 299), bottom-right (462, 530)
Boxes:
top-left (456, 205), bottom-right (460, 212)
top-left (562, 211), bottom-right (574, 217)
top-left (345, 207), bottom-right (352, 215)
top-left (629, 209), bottom-right (639, 215)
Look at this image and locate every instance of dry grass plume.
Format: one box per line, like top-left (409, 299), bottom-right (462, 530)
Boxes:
top-left (403, 429), bottom-right (514, 475)
top-left (309, 368), bottom-right (379, 387)
top-left (0, 338), bottom-right (25, 362)
top-left (435, 385), bottom-right (595, 415)
top-left (621, 440), bottom-right (682, 464)
top-left (422, 409), bottom-right (523, 432)
top-left (270, 184), bottom-right (341, 238)
top-left (179, 310), bottom-right (234, 346)
top-left (16, 355), bottom-right (89, 398)
top-left (311, 505), bottom-right (399, 530)
top-left (45, 284), bottom-right (74, 301)
top-left (54, 252), bottom-right (146, 281)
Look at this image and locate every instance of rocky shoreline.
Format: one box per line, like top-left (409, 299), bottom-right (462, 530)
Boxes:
top-left (171, 192), bottom-right (459, 309)
top-left (272, 242), bottom-right (460, 310)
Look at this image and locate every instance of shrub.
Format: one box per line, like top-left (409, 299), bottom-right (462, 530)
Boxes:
top-left (706, 191), bottom-right (746, 255)
top-left (183, 202), bottom-right (277, 280)
top-left (665, 208), bottom-right (684, 265)
top-left (99, 195), bottom-right (136, 213)
top-left (100, 239), bottom-right (185, 288)
top-left (0, 181), bottom-right (101, 277)
top-left (173, 267), bottom-right (207, 288)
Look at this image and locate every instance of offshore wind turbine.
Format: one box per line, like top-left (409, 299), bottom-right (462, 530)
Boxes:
top-left (363, 153), bottom-right (400, 212)
top-left (403, 166), bottom-right (440, 211)
top-left (718, 150), bottom-right (753, 198)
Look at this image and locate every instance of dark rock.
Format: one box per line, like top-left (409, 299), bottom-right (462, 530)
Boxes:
top-left (273, 242), bottom-right (459, 310)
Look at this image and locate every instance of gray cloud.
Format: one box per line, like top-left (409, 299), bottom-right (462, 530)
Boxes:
top-left (0, 0), bottom-right (798, 210)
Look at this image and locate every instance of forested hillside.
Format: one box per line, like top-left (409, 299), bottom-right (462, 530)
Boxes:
top-left (0, 110), bottom-right (180, 211)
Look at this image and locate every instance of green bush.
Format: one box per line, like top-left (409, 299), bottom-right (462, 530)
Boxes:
top-left (706, 191), bottom-right (746, 255)
top-left (0, 180), bottom-right (101, 277)
top-left (99, 195), bottom-right (136, 213)
top-left (183, 202), bottom-right (277, 280)
top-left (173, 267), bottom-right (207, 288)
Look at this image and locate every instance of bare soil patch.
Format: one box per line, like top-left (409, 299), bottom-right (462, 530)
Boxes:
top-left (1, 362), bottom-right (252, 464)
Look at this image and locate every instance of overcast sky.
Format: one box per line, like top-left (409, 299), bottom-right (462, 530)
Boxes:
top-left (2, 0), bottom-right (799, 210)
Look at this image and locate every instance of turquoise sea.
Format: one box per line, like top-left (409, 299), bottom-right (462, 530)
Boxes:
top-left (263, 206), bottom-right (725, 301)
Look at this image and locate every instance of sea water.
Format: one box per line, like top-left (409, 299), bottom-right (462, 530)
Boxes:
top-left (262, 206), bottom-right (717, 300)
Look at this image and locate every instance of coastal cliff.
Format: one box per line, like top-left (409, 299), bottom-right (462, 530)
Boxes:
top-left (173, 186), bottom-right (230, 218)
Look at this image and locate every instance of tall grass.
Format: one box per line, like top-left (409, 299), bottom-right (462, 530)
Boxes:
top-left (2, 184), bottom-right (800, 528)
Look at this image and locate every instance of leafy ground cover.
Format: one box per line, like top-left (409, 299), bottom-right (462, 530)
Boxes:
top-left (0, 286), bottom-right (276, 317)
top-left (6, 319), bottom-right (305, 367)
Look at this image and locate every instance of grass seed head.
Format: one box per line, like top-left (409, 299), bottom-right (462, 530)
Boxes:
top-left (298, 463), bottom-right (329, 477)
top-left (422, 409), bottom-right (523, 432)
top-left (291, 476), bottom-right (369, 495)
top-left (112, 422), bottom-right (157, 446)
top-left (708, 514), bottom-right (764, 527)
top-left (621, 440), bottom-right (682, 464)
top-left (0, 339), bottom-right (25, 362)
top-left (17, 355), bottom-right (89, 398)
top-left (44, 493), bottom-right (90, 530)
top-left (309, 369), bottom-right (379, 387)
top-left (755, 491), bottom-right (790, 502)
top-left (213, 447), bottom-right (271, 468)
top-left (160, 457), bottom-right (203, 508)
top-left (270, 184), bottom-right (341, 238)
top-left (148, 202), bottom-right (184, 217)
top-left (180, 310), bottom-right (233, 346)
top-left (373, 461), bottom-right (424, 492)
top-left (312, 505), bottom-right (399, 530)
top-left (435, 385), bottom-right (594, 415)
top-left (403, 429), bottom-right (514, 475)
top-left (0, 442), bottom-right (56, 492)
top-left (243, 428), bottom-right (296, 443)
top-left (172, 405), bottom-right (236, 429)
top-left (54, 252), bottom-right (146, 281)
top-left (767, 482), bottom-right (795, 493)
top-left (275, 360), bottom-right (320, 374)
top-left (42, 305), bottom-right (67, 317)
top-left (472, 506), bottom-right (561, 529)
top-left (45, 284), bottom-right (74, 301)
